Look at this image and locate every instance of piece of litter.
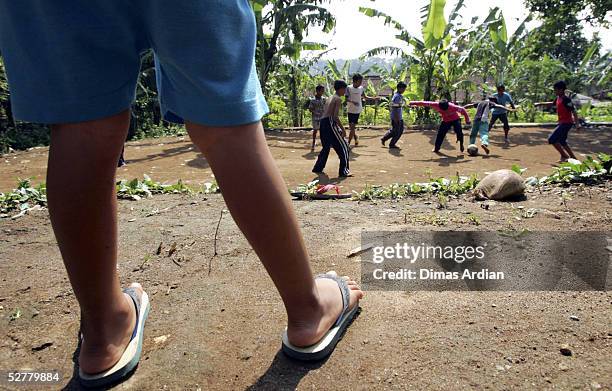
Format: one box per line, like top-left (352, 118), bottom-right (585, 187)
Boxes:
top-left (153, 335), bottom-right (169, 344)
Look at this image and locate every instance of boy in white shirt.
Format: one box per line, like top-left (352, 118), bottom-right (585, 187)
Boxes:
top-left (345, 73), bottom-right (377, 147)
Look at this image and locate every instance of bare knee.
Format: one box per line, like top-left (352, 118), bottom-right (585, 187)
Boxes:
top-left (186, 121), bottom-right (262, 153)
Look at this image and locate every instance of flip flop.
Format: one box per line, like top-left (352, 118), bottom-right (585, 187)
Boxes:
top-left (281, 272), bottom-right (359, 361)
top-left (79, 286), bottom-right (150, 388)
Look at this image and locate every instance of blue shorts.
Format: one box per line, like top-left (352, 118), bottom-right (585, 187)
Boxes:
top-left (548, 123), bottom-right (573, 146)
top-left (0, 1), bottom-right (269, 126)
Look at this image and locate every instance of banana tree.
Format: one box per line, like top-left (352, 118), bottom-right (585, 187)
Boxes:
top-left (277, 43), bottom-right (328, 126)
top-left (485, 8), bottom-right (533, 84)
top-left (250, 0), bottom-right (335, 95)
top-left (360, 0), bottom-right (468, 121)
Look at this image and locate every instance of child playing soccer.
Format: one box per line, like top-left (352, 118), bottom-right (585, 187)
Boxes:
top-left (313, 80), bottom-right (351, 177)
top-left (381, 82), bottom-right (407, 149)
top-left (345, 73), bottom-right (377, 147)
top-left (408, 100), bottom-right (471, 153)
top-left (307, 85), bottom-right (326, 152)
top-left (488, 85), bottom-right (516, 143)
top-left (0, 2), bottom-right (363, 387)
top-left (465, 96), bottom-right (517, 155)
top-left (535, 81), bottom-right (581, 162)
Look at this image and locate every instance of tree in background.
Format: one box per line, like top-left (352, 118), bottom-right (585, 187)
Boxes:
top-left (250, 0), bottom-right (335, 95)
top-left (522, 0), bottom-right (609, 69)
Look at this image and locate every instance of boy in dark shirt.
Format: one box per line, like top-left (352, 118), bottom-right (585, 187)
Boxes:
top-left (381, 82), bottom-right (407, 149)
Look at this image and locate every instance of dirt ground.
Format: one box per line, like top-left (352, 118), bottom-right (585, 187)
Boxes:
top-left (1, 126), bottom-right (611, 193)
top-left (0, 126), bottom-right (611, 390)
top-left (0, 182), bottom-right (611, 390)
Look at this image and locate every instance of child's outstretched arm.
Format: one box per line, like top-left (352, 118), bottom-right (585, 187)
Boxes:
top-left (463, 103), bottom-right (477, 109)
top-left (493, 103), bottom-right (516, 112)
top-left (459, 106), bottom-right (471, 124)
top-left (534, 101), bottom-right (554, 107)
top-left (408, 101), bottom-right (435, 108)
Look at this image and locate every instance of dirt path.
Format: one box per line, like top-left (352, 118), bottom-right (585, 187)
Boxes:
top-left (1, 126), bottom-right (610, 193)
top-left (0, 182), bottom-right (611, 390)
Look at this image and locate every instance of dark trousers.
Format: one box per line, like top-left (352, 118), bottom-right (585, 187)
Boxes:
top-left (434, 119), bottom-right (463, 151)
top-left (489, 113), bottom-right (510, 131)
top-left (381, 120), bottom-right (404, 147)
top-left (313, 118), bottom-right (350, 176)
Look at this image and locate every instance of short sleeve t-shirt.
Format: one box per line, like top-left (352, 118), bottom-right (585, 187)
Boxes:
top-left (491, 92), bottom-right (513, 115)
top-left (556, 95), bottom-right (575, 124)
top-left (308, 97), bottom-right (326, 122)
top-left (390, 92), bottom-right (405, 120)
top-left (474, 101), bottom-right (495, 122)
top-left (346, 86), bottom-right (364, 114)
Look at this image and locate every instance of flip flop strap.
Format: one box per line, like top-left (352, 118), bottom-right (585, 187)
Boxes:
top-left (315, 274), bottom-right (350, 327)
top-left (123, 287), bottom-right (141, 341)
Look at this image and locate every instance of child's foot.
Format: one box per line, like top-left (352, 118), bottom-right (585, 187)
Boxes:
top-left (287, 275), bottom-right (363, 348)
top-left (432, 148), bottom-right (440, 153)
top-left (504, 137), bottom-right (510, 144)
top-left (459, 144), bottom-right (465, 153)
top-left (312, 169), bottom-right (324, 174)
top-left (482, 145), bottom-right (490, 155)
top-left (381, 138), bottom-right (386, 146)
top-left (79, 283), bottom-right (144, 375)
top-left (389, 145), bottom-right (400, 149)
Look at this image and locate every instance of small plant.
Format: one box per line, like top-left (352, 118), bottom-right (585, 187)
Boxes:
top-left (9, 308), bottom-right (21, 321)
top-left (436, 193), bottom-right (448, 209)
top-left (467, 213), bottom-right (481, 226)
top-left (560, 191), bottom-right (573, 210)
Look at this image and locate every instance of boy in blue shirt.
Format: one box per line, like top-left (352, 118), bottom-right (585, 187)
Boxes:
top-left (488, 85), bottom-right (516, 143)
top-left (381, 82), bottom-right (407, 149)
top-left (0, 2), bottom-right (363, 387)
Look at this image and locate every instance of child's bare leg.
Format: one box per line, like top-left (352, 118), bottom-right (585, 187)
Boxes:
top-left (562, 145), bottom-right (577, 159)
top-left (348, 124), bottom-right (356, 145)
top-left (186, 121), bottom-right (363, 346)
top-left (553, 143), bottom-right (569, 160)
top-left (311, 130), bottom-right (317, 150)
top-left (47, 110), bottom-right (141, 374)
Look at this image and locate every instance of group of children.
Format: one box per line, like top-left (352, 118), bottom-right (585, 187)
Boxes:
top-left (306, 78), bottom-right (581, 177)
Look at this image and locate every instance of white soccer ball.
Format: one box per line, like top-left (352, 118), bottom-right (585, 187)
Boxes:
top-left (467, 144), bottom-right (479, 156)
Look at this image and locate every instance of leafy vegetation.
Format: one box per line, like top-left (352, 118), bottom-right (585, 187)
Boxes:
top-left (0, 154), bottom-right (609, 215)
top-left (539, 154), bottom-right (612, 185)
top-left (0, 179), bottom-right (46, 215)
top-left (0, 176), bottom-right (219, 215)
top-left (352, 174), bottom-right (480, 201)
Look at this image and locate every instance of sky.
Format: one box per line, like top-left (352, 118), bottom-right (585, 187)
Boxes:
top-left (304, 0), bottom-right (612, 60)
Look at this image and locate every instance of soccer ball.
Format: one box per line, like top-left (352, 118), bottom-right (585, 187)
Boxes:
top-left (467, 144), bottom-right (479, 156)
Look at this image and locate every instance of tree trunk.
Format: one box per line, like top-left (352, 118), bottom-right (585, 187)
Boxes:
top-left (289, 67), bottom-right (299, 127)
